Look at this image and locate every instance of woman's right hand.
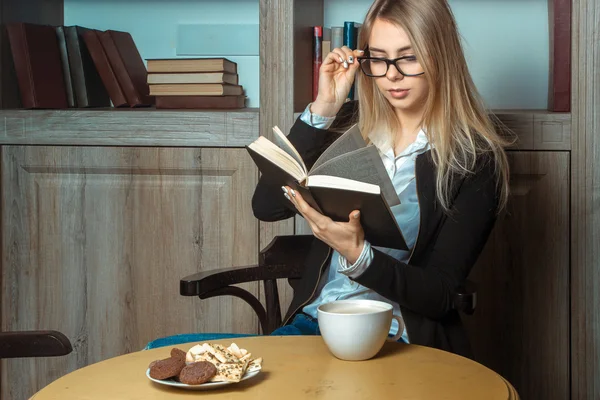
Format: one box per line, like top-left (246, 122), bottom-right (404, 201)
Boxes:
top-left (310, 47), bottom-right (363, 117)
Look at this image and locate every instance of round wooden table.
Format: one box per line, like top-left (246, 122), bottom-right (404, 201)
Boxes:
top-left (30, 336), bottom-right (518, 399)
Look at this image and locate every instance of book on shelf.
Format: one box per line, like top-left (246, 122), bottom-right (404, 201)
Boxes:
top-left (343, 21), bottom-right (360, 101)
top-left (55, 26), bottom-right (76, 107)
top-left (64, 26), bottom-right (111, 108)
top-left (148, 72), bottom-right (238, 85)
top-left (99, 30), bottom-right (153, 107)
top-left (149, 83), bottom-right (243, 96)
top-left (82, 29), bottom-right (129, 107)
top-left (313, 26), bottom-right (323, 102)
top-left (246, 124), bottom-right (406, 250)
top-left (331, 27), bottom-right (343, 50)
top-left (155, 95), bottom-right (246, 109)
top-left (146, 58), bottom-right (237, 74)
top-left (6, 22), bottom-right (69, 109)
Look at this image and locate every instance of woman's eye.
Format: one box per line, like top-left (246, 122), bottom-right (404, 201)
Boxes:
top-left (403, 56), bottom-right (417, 62)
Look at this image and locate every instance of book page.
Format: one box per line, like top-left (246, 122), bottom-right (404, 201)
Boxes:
top-left (310, 124), bottom-right (365, 172)
top-left (271, 126), bottom-right (307, 176)
top-left (307, 175), bottom-right (380, 195)
top-left (248, 137), bottom-right (306, 181)
top-left (308, 145), bottom-right (400, 207)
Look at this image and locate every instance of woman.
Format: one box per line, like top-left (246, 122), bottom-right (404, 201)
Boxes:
top-left (252, 0), bottom-right (510, 358)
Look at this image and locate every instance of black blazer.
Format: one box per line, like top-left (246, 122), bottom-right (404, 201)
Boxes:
top-left (251, 104), bottom-right (500, 358)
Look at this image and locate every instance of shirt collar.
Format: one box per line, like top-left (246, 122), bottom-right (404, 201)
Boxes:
top-left (374, 128), bottom-right (430, 161)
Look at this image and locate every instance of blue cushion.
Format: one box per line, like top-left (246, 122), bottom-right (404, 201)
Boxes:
top-left (144, 333), bottom-right (256, 350)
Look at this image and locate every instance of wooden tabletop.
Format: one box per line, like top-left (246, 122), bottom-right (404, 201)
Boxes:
top-left (31, 336), bottom-right (517, 400)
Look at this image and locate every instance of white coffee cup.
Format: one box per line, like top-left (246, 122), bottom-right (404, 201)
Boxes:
top-left (317, 299), bottom-right (404, 361)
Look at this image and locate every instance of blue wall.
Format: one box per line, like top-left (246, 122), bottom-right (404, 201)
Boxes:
top-left (325, 0), bottom-right (550, 110)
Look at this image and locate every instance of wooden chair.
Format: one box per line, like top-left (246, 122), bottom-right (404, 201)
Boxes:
top-left (0, 330), bottom-right (73, 359)
top-left (180, 235), bottom-right (477, 334)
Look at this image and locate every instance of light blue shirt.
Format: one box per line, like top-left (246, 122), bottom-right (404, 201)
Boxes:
top-left (299, 104), bottom-right (430, 343)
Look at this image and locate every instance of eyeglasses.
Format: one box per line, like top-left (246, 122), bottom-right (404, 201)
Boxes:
top-left (357, 54), bottom-right (425, 77)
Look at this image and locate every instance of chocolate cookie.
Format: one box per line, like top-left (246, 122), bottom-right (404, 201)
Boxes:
top-left (149, 356), bottom-right (186, 380)
top-left (178, 361), bottom-right (218, 385)
top-left (170, 348), bottom-right (186, 361)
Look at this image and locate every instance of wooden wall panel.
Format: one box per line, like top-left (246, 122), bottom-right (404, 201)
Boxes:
top-left (570, 0), bottom-right (600, 398)
top-left (464, 151), bottom-right (570, 400)
top-left (0, 146), bottom-right (259, 399)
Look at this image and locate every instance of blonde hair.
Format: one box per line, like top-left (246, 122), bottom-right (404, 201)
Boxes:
top-left (356, 0), bottom-right (511, 211)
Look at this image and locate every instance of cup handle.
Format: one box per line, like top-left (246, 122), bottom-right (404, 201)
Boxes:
top-left (387, 315), bottom-right (405, 342)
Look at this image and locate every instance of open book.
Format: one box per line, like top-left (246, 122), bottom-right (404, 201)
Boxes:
top-left (246, 123), bottom-right (407, 250)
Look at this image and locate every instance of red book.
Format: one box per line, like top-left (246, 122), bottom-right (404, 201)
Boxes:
top-left (313, 26), bottom-right (323, 102)
top-left (102, 30), bottom-right (153, 107)
top-left (6, 23), bottom-right (68, 109)
top-left (155, 95), bottom-right (246, 109)
top-left (549, 0), bottom-right (571, 112)
top-left (81, 30), bottom-right (129, 107)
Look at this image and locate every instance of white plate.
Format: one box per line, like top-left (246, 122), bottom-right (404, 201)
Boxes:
top-left (146, 368), bottom-right (260, 390)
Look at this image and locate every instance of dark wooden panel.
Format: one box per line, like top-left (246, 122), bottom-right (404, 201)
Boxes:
top-left (464, 151), bottom-right (570, 400)
top-left (570, 0), bottom-right (600, 399)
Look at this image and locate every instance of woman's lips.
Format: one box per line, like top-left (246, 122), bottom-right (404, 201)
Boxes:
top-left (389, 89), bottom-right (409, 99)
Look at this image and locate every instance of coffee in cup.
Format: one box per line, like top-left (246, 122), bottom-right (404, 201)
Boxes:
top-left (317, 299), bottom-right (404, 361)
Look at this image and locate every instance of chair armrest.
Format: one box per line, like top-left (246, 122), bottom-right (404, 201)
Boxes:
top-left (180, 263), bottom-right (303, 297)
top-left (0, 331), bottom-right (72, 359)
top-left (453, 280), bottom-right (477, 315)
top-left (180, 234), bottom-right (314, 297)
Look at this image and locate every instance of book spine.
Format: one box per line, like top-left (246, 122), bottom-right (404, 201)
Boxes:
top-left (331, 27), bottom-right (343, 50)
top-left (56, 27), bottom-right (76, 107)
top-left (343, 22), bottom-right (357, 100)
top-left (313, 26), bottom-right (323, 102)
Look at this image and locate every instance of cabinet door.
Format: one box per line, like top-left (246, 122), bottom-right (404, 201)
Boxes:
top-left (1, 146), bottom-right (259, 400)
top-left (463, 151), bottom-right (570, 400)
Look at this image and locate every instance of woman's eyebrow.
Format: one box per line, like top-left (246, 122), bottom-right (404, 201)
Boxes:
top-left (369, 45), bottom-right (413, 53)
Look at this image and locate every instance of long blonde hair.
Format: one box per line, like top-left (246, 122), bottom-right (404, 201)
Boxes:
top-left (356, 0), bottom-right (511, 211)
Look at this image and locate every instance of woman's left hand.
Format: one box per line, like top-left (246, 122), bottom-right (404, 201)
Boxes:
top-left (283, 186), bottom-right (365, 264)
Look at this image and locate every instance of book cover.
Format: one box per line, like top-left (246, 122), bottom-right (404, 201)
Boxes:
top-left (246, 124), bottom-right (406, 250)
top-left (106, 30), bottom-right (153, 106)
top-left (99, 30), bottom-right (152, 107)
top-left (146, 58), bottom-right (237, 74)
top-left (6, 22), bottom-right (68, 109)
top-left (155, 95), bottom-right (246, 109)
top-left (81, 29), bottom-right (129, 107)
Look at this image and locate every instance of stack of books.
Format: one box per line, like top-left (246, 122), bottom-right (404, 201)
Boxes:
top-left (147, 58), bottom-right (246, 109)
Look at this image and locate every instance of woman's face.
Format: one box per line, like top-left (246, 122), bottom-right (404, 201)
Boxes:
top-left (366, 18), bottom-right (429, 115)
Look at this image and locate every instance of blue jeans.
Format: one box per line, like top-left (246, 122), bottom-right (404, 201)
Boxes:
top-left (270, 313), bottom-right (320, 336)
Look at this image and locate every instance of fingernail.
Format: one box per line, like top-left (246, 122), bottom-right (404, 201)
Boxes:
top-left (290, 189), bottom-right (296, 197)
top-left (348, 56), bottom-right (354, 63)
top-left (353, 211), bottom-right (360, 219)
top-left (339, 57), bottom-right (344, 63)
top-left (284, 193), bottom-right (291, 201)
top-left (281, 186), bottom-right (287, 193)
top-left (357, 50), bottom-right (365, 54)
top-left (343, 61), bottom-right (349, 69)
